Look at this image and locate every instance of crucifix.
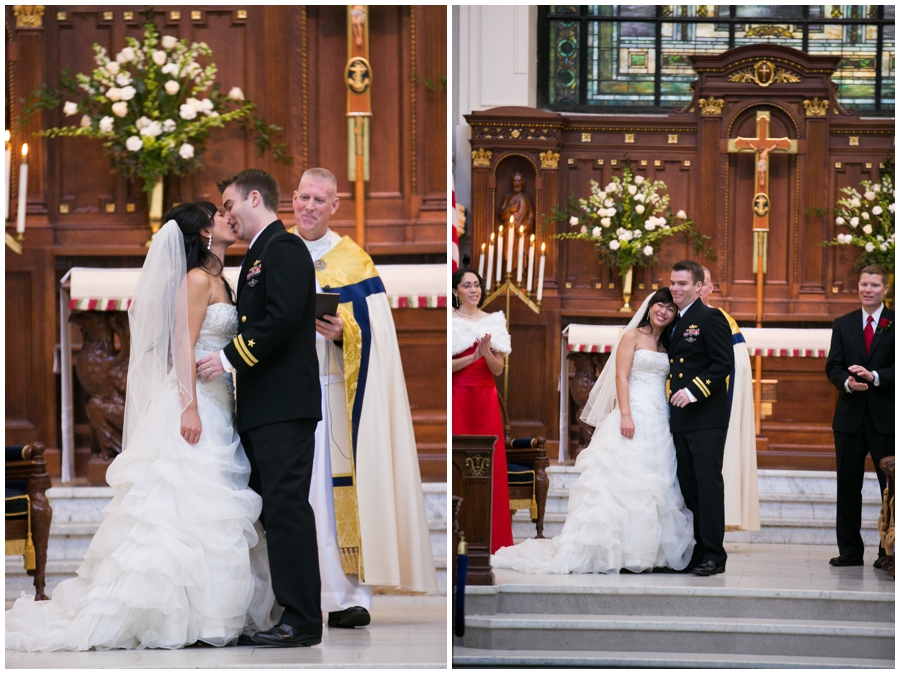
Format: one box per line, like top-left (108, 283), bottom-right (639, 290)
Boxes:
top-left (727, 110), bottom-right (797, 435)
top-left (346, 5), bottom-right (372, 248)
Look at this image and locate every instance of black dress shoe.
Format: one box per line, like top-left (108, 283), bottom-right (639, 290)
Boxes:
top-left (691, 560), bottom-right (726, 576)
top-left (328, 606), bottom-right (371, 628)
top-left (250, 624), bottom-right (322, 647)
top-left (873, 556), bottom-right (886, 569)
top-left (236, 634), bottom-right (256, 646)
top-left (829, 553), bottom-right (864, 567)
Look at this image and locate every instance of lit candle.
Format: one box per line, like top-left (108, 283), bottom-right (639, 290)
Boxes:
top-left (516, 226), bottom-right (525, 284)
top-left (496, 225), bottom-right (504, 283)
top-left (526, 234), bottom-right (535, 292)
top-left (536, 242), bottom-right (546, 302)
top-left (16, 143), bottom-right (28, 235)
top-left (506, 215), bottom-right (515, 273)
top-left (486, 233), bottom-right (495, 291)
top-left (4, 130), bottom-right (10, 222)
top-left (478, 243), bottom-right (486, 279)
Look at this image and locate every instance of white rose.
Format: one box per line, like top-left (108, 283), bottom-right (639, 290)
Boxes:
top-left (580, 225), bottom-right (588, 234)
top-left (105, 60), bottom-right (120, 75)
top-left (125, 135), bottom-right (143, 152)
top-left (881, 242), bottom-right (889, 251)
top-left (643, 245), bottom-right (653, 256)
top-left (865, 242), bottom-right (875, 252)
top-left (112, 101), bottom-right (128, 117)
top-left (634, 175), bottom-right (645, 185)
top-left (849, 217), bottom-right (859, 227)
top-left (609, 240), bottom-right (620, 250)
top-left (616, 228), bottom-right (626, 237)
top-left (635, 204), bottom-right (645, 214)
top-left (135, 116), bottom-right (149, 130)
top-left (569, 216), bottom-right (579, 226)
top-left (865, 191), bottom-right (876, 201)
top-left (179, 143), bottom-right (195, 159)
top-left (861, 211), bottom-right (870, 220)
top-left (164, 80), bottom-right (180, 96)
top-left (200, 98), bottom-right (214, 113)
top-left (628, 184), bottom-right (638, 195)
top-left (837, 234), bottom-right (849, 244)
top-left (676, 209), bottom-right (687, 219)
top-left (115, 72), bottom-right (132, 87)
top-left (890, 204), bottom-right (896, 213)
top-left (140, 121), bottom-right (162, 137)
top-left (873, 184), bottom-right (881, 192)
top-left (657, 217), bottom-right (667, 227)
top-left (634, 193), bottom-right (645, 203)
top-left (862, 224), bottom-right (873, 235)
top-left (621, 231), bottom-right (633, 241)
top-left (835, 216), bottom-right (845, 225)
top-left (604, 199), bottom-right (614, 208)
top-left (162, 119), bottom-right (177, 133)
top-left (208, 111), bottom-right (220, 117)
top-left (63, 101), bottom-right (78, 116)
top-left (119, 86), bottom-right (136, 101)
top-left (601, 217), bottom-right (611, 228)
top-left (161, 35), bottom-right (178, 49)
top-left (633, 230), bottom-right (641, 238)
top-left (116, 47), bottom-right (136, 63)
top-left (591, 226), bottom-right (602, 238)
top-left (597, 191), bottom-right (606, 200)
top-left (850, 197), bottom-right (861, 208)
top-left (877, 235), bottom-right (884, 242)
top-left (228, 86), bottom-right (245, 101)
top-left (80, 115), bottom-right (91, 128)
top-left (645, 220), bottom-right (656, 231)
top-left (152, 50), bottom-right (167, 66)
top-left (186, 97), bottom-right (204, 111)
top-left (179, 104), bottom-right (198, 120)
top-left (99, 116), bottom-right (114, 133)
top-left (106, 87), bottom-right (122, 102)
top-left (872, 205), bottom-right (882, 215)
top-left (161, 63), bottom-right (179, 76)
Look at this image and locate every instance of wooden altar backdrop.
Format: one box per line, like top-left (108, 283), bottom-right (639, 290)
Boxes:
top-left (463, 45), bottom-right (893, 471)
top-left (5, 6), bottom-right (448, 481)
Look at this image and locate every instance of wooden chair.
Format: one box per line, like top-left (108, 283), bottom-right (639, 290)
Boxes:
top-left (498, 394), bottom-right (549, 539)
top-left (6, 443), bottom-right (53, 600)
top-left (878, 456), bottom-right (894, 579)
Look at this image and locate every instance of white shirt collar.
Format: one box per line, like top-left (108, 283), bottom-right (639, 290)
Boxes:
top-left (297, 228), bottom-right (340, 261)
top-left (248, 220), bottom-right (278, 251)
top-left (678, 298), bottom-right (699, 317)
top-left (863, 303), bottom-right (885, 328)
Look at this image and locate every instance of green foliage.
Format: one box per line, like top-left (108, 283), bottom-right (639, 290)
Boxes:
top-left (823, 169), bottom-right (895, 272)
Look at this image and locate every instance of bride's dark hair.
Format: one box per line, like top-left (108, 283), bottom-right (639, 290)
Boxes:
top-left (637, 287), bottom-right (676, 349)
top-left (165, 201), bottom-right (234, 303)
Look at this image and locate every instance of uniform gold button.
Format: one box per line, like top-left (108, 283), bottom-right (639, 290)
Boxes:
top-left (680, 358), bottom-right (684, 363)
top-left (241, 316), bottom-right (247, 323)
top-left (670, 359), bottom-right (673, 363)
top-left (679, 373), bottom-right (683, 378)
top-left (669, 374), bottom-right (672, 378)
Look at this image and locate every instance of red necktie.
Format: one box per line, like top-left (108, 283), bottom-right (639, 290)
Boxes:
top-left (864, 315), bottom-right (874, 354)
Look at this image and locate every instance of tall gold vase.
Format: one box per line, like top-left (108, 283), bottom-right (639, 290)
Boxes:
top-left (145, 176), bottom-right (164, 246)
top-left (619, 266), bottom-right (634, 312)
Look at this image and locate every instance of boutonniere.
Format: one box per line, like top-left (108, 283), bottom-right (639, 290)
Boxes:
top-left (876, 317), bottom-right (892, 334)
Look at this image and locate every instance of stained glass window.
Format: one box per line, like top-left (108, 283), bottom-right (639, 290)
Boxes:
top-left (539, 5), bottom-right (894, 114)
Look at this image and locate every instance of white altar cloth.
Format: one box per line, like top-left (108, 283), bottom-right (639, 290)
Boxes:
top-left (558, 323), bottom-right (834, 462)
top-left (59, 264), bottom-right (446, 483)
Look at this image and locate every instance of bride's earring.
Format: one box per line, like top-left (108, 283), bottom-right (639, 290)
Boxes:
top-left (207, 235), bottom-right (212, 250)
top-left (452, 292), bottom-right (460, 309)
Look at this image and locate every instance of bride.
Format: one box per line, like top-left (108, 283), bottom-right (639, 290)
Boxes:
top-left (6, 203), bottom-right (278, 651)
top-left (492, 289), bottom-right (695, 574)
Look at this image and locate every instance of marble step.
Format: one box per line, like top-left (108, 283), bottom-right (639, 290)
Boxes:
top-left (464, 584), bottom-right (894, 624)
top-left (461, 613), bottom-right (894, 660)
top-left (452, 646), bottom-right (895, 669)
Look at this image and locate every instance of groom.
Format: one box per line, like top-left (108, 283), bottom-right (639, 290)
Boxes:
top-left (667, 260), bottom-right (735, 576)
top-left (197, 168), bottom-right (323, 646)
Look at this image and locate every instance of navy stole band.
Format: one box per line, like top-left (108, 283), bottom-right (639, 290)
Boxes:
top-left (327, 276), bottom-right (386, 465)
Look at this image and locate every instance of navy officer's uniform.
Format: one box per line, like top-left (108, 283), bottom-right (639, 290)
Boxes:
top-left (224, 219), bottom-right (323, 638)
top-left (667, 299), bottom-right (735, 567)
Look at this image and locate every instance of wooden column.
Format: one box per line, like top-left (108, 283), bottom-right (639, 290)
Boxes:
top-left (451, 435), bottom-right (495, 586)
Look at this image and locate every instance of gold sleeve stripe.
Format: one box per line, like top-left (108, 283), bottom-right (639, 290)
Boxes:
top-left (693, 377), bottom-right (711, 398)
top-left (234, 335), bottom-right (258, 366)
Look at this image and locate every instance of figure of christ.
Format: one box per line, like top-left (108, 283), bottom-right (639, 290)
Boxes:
top-left (498, 172), bottom-right (535, 234)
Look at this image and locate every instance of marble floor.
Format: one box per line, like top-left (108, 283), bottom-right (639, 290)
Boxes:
top-left (487, 542), bottom-right (895, 594)
top-left (5, 595), bottom-right (448, 669)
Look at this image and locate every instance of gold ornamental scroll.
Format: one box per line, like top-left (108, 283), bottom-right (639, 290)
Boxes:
top-left (346, 5), bottom-right (372, 248)
top-left (727, 110), bottom-right (797, 436)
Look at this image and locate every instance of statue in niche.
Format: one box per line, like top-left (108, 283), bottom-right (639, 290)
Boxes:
top-left (497, 172), bottom-right (535, 235)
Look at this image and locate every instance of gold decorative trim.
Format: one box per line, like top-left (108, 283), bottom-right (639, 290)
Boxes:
top-left (104, 203), bottom-right (115, 213)
top-left (596, 158), bottom-right (604, 166)
top-left (745, 25), bottom-right (794, 38)
top-left (102, 11), bottom-right (112, 21)
top-left (610, 159), bottom-right (618, 166)
top-left (568, 158), bottom-right (576, 165)
top-left (236, 9), bottom-right (248, 20)
top-left (698, 97), bottom-right (725, 115)
top-left (727, 60), bottom-right (801, 87)
top-left (668, 134), bottom-right (678, 144)
top-left (124, 11), bottom-right (134, 21)
top-left (301, 7), bottom-right (309, 169)
top-left (640, 159), bottom-right (647, 166)
top-left (169, 10), bottom-right (181, 21)
top-left (510, 129), bottom-right (521, 139)
top-left (59, 203), bottom-right (69, 214)
top-left (191, 11), bottom-right (202, 21)
top-left (471, 148), bottom-right (492, 168)
top-left (834, 162), bottom-right (842, 169)
top-left (849, 136), bottom-right (859, 146)
top-left (866, 162), bottom-right (873, 169)
top-left (14, 5), bottom-right (45, 28)
top-left (753, 193), bottom-right (770, 217)
top-left (695, 56), bottom-right (830, 76)
top-left (465, 454), bottom-right (490, 477)
top-left (410, 7), bottom-right (417, 194)
top-left (539, 150), bottom-right (560, 169)
top-left (56, 11), bottom-right (65, 21)
top-left (654, 160), bottom-right (661, 167)
top-left (683, 160), bottom-right (691, 167)
top-left (126, 202), bottom-right (136, 213)
top-left (624, 133), bottom-right (635, 144)
top-left (802, 97), bottom-right (829, 116)
top-left (581, 132), bottom-right (592, 143)
top-left (569, 126), bottom-right (695, 134)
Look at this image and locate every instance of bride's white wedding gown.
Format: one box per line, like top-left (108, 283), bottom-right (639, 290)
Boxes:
top-left (6, 303), bottom-right (277, 652)
top-left (492, 349), bottom-right (695, 574)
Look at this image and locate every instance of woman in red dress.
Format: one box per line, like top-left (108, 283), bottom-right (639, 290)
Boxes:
top-left (451, 269), bottom-right (514, 553)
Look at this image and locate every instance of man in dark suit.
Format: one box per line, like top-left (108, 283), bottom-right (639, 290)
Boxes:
top-left (667, 260), bottom-right (735, 576)
top-left (196, 168), bottom-right (323, 646)
top-left (825, 265), bottom-right (894, 569)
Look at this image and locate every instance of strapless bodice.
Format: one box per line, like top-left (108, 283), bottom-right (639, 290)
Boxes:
top-left (193, 303), bottom-right (237, 413)
top-left (627, 349), bottom-right (670, 418)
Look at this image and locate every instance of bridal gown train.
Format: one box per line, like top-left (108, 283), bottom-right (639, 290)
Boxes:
top-left (492, 349), bottom-right (695, 574)
top-left (6, 303), bottom-right (278, 652)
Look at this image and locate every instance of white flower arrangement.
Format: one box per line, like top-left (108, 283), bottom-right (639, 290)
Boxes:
top-left (825, 170), bottom-right (894, 271)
